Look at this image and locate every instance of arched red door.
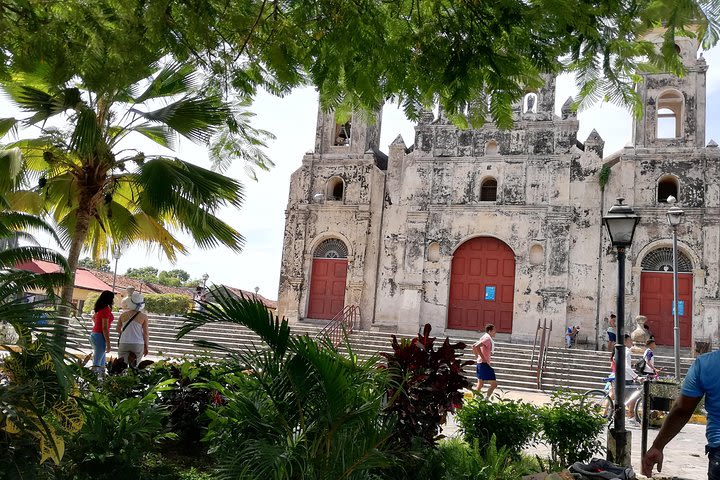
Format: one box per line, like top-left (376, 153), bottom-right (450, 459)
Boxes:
top-left (639, 248), bottom-right (693, 347)
top-left (448, 237), bottom-right (515, 333)
top-left (640, 272), bottom-right (692, 347)
top-left (307, 239), bottom-right (348, 320)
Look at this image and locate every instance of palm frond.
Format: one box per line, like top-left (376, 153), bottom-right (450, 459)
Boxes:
top-left (0, 246), bottom-right (69, 273)
top-left (128, 124), bottom-right (176, 150)
top-left (132, 96), bottom-right (229, 144)
top-left (0, 211), bottom-right (63, 246)
top-left (133, 63), bottom-right (198, 103)
top-left (179, 287), bottom-right (292, 357)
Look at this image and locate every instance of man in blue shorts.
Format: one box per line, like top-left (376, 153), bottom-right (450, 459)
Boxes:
top-left (472, 324), bottom-right (497, 398)
top-left (642, 350), bottom-right (720, 479)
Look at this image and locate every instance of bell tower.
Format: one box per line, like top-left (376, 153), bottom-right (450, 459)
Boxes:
top-left (632, 29), bottom-right (708, 148)
top-left (314, 106), bottom-right (382, 155)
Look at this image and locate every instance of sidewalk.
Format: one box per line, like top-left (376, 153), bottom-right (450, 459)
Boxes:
top-left (445, 388), bottom-right (707, 480)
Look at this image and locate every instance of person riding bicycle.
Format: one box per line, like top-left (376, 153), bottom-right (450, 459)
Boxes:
top-left (642, 339), bottom-right (660, 377)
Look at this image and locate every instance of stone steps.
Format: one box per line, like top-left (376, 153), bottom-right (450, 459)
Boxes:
top-left (69, 314), bottom-right (696, 394)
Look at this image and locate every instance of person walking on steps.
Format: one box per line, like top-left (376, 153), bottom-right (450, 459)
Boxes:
top-left (472, 324), bottom-right (497, 399)
top-left (642, 349), bottom-right (720, 479)
top-left (116, 292), bottom-right (149, 367)
top-left (89, 290), bottom-right (114, 375)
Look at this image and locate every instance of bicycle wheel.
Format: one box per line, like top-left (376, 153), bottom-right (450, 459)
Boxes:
top-left (583, 389), bottom-right (614, 420)
top-left (634, 395), bottom-right (646, 423)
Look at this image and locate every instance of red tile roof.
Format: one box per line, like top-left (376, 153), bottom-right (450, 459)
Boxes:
top-left (83, 269), bottom-right (278, 310)
top-left (15, 260), bottom-right (111, 292)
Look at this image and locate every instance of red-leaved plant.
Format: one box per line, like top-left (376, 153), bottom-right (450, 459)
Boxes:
top-left (381, 323), bottom-right (472, 448)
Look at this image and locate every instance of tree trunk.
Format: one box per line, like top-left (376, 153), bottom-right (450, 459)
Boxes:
top-left (58, 201), bottom-right (93, 348)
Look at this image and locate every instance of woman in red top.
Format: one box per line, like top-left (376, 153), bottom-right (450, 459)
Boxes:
top-left (90, 290), bottom-right (115, 374)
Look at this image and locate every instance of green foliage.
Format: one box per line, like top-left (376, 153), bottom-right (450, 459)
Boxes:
top-left (81, 292), bottom-right (100, 314)
top-left (144, 294), bottom-right (192, 316)
top-left (2, 0), bottom-right (717, 130)
top-left (179, 288), bottom-right (399, 480)
top-left (78, 257), bottom-right (110, 272)
top-left (598, 164), bottom-right (612, 190)
top-left (538, 391), bottom-right (606, 465)
top-left (125, 267), bottom-right (161, 284)
top-left (381, 323), bottom-right (472, 448)
top-left (57, 382), bottom-right (176, 480)
top-left (412, 437), bottom-right (538, 480)
top-left (456, 397), bottom-right (539, 456)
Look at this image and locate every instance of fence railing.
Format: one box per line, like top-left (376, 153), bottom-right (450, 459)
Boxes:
top-left (316, 305), bottom-right (359, 347)
top-left (530, 318), bottom-right (552, 389)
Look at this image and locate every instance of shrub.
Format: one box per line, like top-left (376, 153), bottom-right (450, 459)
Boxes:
top-left (144, 294), bottom-right (192, 316)
top-left (538, 391), bottom-right (606, 465)
top-left (82, 292), bottom-right (100, 314)
top-left (57, 382), bottom-right (176, 480)
top-left (381, 323), bottom-right (472, 448)
top-left (456, 397), bottom-right (539, 455)
top-left (411, 437), bottom-right (538, 480)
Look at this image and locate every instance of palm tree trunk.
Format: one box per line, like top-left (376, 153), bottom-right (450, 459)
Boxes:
top-left (58, 202), bottom-right (93, 347)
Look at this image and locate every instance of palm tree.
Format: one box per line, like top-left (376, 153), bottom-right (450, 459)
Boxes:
top-left (0, 63), bottom-right (271, 321)
top-left (0, 168), bottom-right (78, 471)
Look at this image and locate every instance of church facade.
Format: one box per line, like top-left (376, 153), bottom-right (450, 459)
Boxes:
top-left (277, 30), bottom-right (720, 348)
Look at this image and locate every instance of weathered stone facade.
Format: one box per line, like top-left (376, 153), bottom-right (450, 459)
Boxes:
top-left (278, 30), bottom-right (719, 347)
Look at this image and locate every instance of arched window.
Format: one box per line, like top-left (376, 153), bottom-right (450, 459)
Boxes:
top-left (523, 93), bottom-right (538, 113)
top-left (334, 121), bottom-right (351, 146)
top-left (485, 139), bottom-right (498, 156)
top-left (326, 176), bottom-right (345, 201)
top-left (641, 247), bottom-right (692, 272)
top-left (657, 90), bottom-right (683, 138)
top-left (480, 178), bottom-right (498, 202)
top-left (657, 176), bottom-right (678, 203)
top-left (314, 239), bottom-right (349, 259)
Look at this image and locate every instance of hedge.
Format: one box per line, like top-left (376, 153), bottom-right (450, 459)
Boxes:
top-left (143, 294), bottom-right (192, 316)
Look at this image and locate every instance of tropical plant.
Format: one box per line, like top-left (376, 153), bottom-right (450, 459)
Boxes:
top-left (538, 391), bottom-right (606, 465)
top-left (456, 397), bottom-right (540, 456)
top-left (0, 62), bottom-right (272, 326)
top-left (0, 170), bottom-right (80, 475)
top-left (78, 257), bottom-right (110, 272)
top-left (380, 323), bottom-right (472, 448)
top-left (56, 382), bottom-right (176, 480)
top-left (178, 288), bottom-right (400, 480)
top-left (411, 436), bottom-right (537, 480)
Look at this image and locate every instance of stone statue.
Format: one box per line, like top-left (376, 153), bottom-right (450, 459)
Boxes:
top-left (630, 315), bottom-right (648, 354)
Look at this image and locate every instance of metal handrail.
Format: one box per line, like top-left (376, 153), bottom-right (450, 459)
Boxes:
top-left (316, 305), bottom-right (359, 347)
top-left (531, 319), bottom-right (553, 389)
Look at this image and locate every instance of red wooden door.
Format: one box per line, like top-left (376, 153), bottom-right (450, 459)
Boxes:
top-left (448, 237), bottom-right (515, 333)
top-left (307, 259), bottom-right (347, 319)
top-left (640, 272), bottom-right (692, 347)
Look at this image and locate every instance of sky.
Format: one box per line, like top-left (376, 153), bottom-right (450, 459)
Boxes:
top-left (3, 47), bottom-right (719, 300)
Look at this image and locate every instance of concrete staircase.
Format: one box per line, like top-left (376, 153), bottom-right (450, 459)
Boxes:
top-left (68, 315), bottom-right (695, 394)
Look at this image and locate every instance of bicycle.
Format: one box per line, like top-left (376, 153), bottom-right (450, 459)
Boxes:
top-left (582, 377), bottom-right (615, 421)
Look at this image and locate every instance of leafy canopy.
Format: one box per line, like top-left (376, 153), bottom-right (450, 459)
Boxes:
top-left (1, 0), bottom-right (718, 127)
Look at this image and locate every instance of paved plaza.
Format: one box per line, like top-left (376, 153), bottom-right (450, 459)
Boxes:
top-left (444, 389), bottom-right (709, 480)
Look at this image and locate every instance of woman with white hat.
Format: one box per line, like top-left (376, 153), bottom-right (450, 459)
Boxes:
top-left (115, 291), bottom-right (149, 366)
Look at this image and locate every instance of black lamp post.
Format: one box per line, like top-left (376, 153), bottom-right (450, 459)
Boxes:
top-left (603, 197), bottom-right (640, 466)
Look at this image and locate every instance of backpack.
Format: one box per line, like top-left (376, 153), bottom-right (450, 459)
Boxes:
top-left (633, 358), bottom-right (647, 374)
top-left (569, 458), bottom-right (636, 479)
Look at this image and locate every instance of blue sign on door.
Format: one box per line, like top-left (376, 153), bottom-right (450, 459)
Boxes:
top-left (672, 300), bottom-right (685, 316)
top-left (485, 286), bottom-right (496, 301)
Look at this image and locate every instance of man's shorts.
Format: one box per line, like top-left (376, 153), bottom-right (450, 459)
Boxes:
top-left (607, 331), bottom-right (617, 342)
top-left (476, 362), bottom-right (496, 381)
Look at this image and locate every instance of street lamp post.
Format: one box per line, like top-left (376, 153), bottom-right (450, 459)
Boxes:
top-left (603, 197), bottom-right (641, 466)
top-left (111, 245), bottom-right (121, 294)
top-left (666, 196), bottom-right (685, 380)
top-left (201, 273), bottom-right (209, 290)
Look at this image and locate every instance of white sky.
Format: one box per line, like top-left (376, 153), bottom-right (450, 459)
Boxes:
top-left (3, 47), bottom-right (719, 299)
